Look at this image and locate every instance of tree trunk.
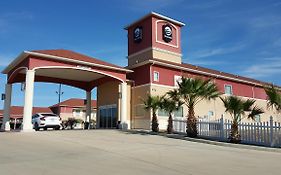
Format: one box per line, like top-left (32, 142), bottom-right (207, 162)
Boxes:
top-left (186, 105), bottom-right (197, 137)
top-left (151, 111), bottom-right (159, 132)
top-left (229, 121), bottom-right (241, 143)
top-left (167, 113), bottom-right (173, 134)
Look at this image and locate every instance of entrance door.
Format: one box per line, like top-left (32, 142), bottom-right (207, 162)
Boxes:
top-left (99, 105), bottom-right (117, 128)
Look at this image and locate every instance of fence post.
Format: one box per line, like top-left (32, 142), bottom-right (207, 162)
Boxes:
top-left (270, 116), bottom-right (274, 147)
top-left (220, 115), bottom-right (224, 140)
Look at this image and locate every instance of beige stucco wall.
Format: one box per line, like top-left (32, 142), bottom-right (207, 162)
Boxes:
top-left (97, 81), bottom-right (132, 128)
top-left (152, 49), bottom-right (181, 64)
top-left (131, 84), bottom-right (281, 131)
top-left (131, 84), bottom-right (151, 129)
top-left (97, 81), bottom-right (119, 107)
top-left (128, 48), bottom-right (181, 66)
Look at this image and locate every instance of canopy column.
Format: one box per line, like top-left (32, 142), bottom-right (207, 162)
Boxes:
top-left (21, 70), bottom-right (35, 132)
top-left (85, 90), bottom-right (91, 129)
top-left (0, 84), bottom-right (12, 131)
top-left (120, 82), bottom-right (128, 129)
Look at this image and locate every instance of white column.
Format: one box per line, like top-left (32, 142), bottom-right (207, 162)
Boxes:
top-left (21, 70), bottom-right (35, 132)
top-left (86, 91), bottom-right (91, 129)
top-left (1, 84), bottom-right (12, 131)
top-left (120, 82), bottom-right (128, 129)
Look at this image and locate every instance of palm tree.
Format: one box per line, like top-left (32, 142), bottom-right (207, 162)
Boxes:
top-left (178, 77), bottom-right (221, 137)
top-left (264, 85), bottom-right (281, 147)
top-left (160, 97), bottom-right (184, 134)
top-left (220, 96), bottom-right (264, 143)
top-left (143, 95), bottom-right (163, 132)
top-left (264, 85), bottom-right (281, 113)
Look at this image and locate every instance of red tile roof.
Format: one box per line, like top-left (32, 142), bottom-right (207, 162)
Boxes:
top-left (50, 98), bottom-right (97, 108)
top-left (31, 49), bottom-right (125, 70)
top-left (0, 106), bottom-right (52, 119)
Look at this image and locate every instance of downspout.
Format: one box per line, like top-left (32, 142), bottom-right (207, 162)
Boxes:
top-left (149, 61), bottom-right (155, 93)
top-left (252, 85), bottom-right (255, 99)
top-left (149, 61), bottom-right (155, 130)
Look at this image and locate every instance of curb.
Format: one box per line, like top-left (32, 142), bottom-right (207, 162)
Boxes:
top-left (123, 129), bottom-right (281, 153)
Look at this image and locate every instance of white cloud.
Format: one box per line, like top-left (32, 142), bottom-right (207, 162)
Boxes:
top-left (243, 57), bottom-right (281, 78)
top-left (187, 59), bottom-right (225, 66)
top-left (126, 0), bottom-right (184, 11)
top-left (0, 12), bottom-right (33, 33)
top-left (0, 54), bottom-right (14, 67)
top-left (184, 0), bottom-right (226, 10)
top-left (274, 38), bottom-right (281, 47)
top-left (189, 43), bottom-right (246, 59)
top-left (250, 15), bottom-right (281, 29)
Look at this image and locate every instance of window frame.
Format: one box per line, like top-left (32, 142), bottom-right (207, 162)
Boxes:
top-left (153, 71), bottom-right (160, 82)
top-left (224, 84), bottom-right (233, 95)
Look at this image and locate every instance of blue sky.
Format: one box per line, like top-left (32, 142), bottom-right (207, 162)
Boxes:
top-left (0, 0), bottom-right (281, 109)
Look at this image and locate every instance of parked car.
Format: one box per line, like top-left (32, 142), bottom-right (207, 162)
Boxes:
top-left (32, 113), bottom-right (61, 131)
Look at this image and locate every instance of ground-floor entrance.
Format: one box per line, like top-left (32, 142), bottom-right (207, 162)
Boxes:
top-left (99, 105), bottom-right (117, 128)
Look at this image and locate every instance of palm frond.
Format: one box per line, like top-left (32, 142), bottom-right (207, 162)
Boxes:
top-left (264, 85), bottom-right (281, 113)
top-left (248, 106), bottom-right (264, 120)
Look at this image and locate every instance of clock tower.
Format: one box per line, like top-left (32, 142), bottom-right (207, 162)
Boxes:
top-left (125, 12), bottom-right (185, 66)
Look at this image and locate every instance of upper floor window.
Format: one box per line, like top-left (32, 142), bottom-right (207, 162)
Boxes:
top-left (153, 71), bottom-right (159, 82)
top-left (224, 84), bottom-right (233, 95)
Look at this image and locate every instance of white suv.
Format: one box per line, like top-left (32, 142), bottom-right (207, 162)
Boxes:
top-left (32, 113), bottom-right (61, 131)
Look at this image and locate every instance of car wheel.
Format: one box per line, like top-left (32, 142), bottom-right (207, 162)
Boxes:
top-left (34, 123), bottom-right (39, 131)
top-left (54, 126), bottom-right (60, 130)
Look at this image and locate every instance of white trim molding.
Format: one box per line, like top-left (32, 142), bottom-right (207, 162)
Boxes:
top-left (124, 11), bottom-right (185, 29)
top-left (2, 51), bottom-right (133, 74)
top-left (155, 20), bottom-right (179, 48)
top-left (32, 66), bottom-right (125, 83)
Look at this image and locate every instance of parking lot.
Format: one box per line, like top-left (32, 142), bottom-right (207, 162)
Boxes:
top-left (0, 130), bottom-right (280, 175)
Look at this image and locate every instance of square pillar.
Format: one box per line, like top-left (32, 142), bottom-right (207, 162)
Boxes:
top-left (21, 70), bottom-right (35, 132)
top-left (85, 91), bottom-right (91, 129)
top-left (120, 82), bottom-right (128, 129)
top-left (0, 84), bottom-right (12, 131)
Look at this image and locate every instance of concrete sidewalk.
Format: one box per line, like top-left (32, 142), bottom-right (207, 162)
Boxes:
top-left (0, 130), bottom-right (280, 175)
top-left (125, 129), bottom-right (281, 153)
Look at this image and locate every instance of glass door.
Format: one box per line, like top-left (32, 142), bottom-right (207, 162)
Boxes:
top-left (99, 105), bottom-right (117, 128)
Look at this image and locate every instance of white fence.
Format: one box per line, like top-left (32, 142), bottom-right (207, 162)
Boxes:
top-left (173, 116), bottom-right (281, 147)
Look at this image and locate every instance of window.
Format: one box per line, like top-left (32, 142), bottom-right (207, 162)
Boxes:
top-left (153, 71), bottom-right (159, 82)
top-left (73, 109), bottom-right (80, 116)
top-left (208, 111), bottom-right (214, 117)
top-left (157, 107), bottom-right (183, 117)
top-left (174, 106), bottom-right (183, 118)
top-left (158, 109), bottom-right (169, 117)
top-left (255, 115), bottom-right (261, 122)
top-left (224, 85), bottom-right (233, 95)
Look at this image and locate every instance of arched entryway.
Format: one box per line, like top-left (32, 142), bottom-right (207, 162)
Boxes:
top-left (1, 49), bottom-right (132, 132)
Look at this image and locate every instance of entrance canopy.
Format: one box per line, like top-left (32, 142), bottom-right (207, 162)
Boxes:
top-left (1, 49), bottom-right (132, 132)
top-left (3, 49), bottom-right (132, 91)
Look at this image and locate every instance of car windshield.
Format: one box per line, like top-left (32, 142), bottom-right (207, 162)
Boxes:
top-left (41, 113), bottom-right (58, 117)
